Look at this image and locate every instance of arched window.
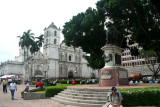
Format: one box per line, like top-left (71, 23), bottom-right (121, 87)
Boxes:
top-left (46, 39), bottom-right (48, 44)
top-left (69, 55), bottom-right (72, 61)
top-left (24, 51), bottom-right (27, 55)
top-left (54, 39), bottom-right (57, 44)
top-left (47, 31), bottom-right (49, 36)
top-left (54, 31), bottom-right (57, 36)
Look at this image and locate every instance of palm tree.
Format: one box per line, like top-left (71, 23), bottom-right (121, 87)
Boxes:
top-left (17, 29), bottom-right (35, 60)
top-left (17, 34), bottom-right (26, 60)
top-left (36, 34), bottom-right (44, 49)
top-left (30, 41), bottom-right (39, 55)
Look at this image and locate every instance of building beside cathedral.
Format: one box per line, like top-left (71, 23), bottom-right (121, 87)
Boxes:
top-left (121, 35), bottom-right (159, 77)
top-left (0, 22), bottom-right (99, 81)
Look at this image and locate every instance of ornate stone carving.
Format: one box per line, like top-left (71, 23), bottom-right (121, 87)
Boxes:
top-left (103, 53), bottom-right (112, 63)
top-left (101, 71), bottom-right (111, 79)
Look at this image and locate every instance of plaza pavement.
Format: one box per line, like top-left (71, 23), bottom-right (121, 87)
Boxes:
top-left (0, 84), bottom-right (76, 107)
top-left (1, 83), bottom-right (159, 107)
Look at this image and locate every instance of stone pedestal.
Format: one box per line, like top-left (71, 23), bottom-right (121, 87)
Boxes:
top-left (99, 45), bottom-right (129, 86)
top-left (99, 67), bottom-right (129, 86)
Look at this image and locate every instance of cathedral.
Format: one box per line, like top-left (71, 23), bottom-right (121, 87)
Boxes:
top-left (0, 22), bottom-right (98, 81)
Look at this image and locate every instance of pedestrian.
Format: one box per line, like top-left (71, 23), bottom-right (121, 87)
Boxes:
top-left (36, 80), bottom-right (42, 88)
top-left (2, 78), bottom-right (8, 93)
top-left (109, 87), bottom-right (123, 107)
top-left (52, 80), bottom-right (57, 86)
top-left (85, 79), bottom-right (89, 84)
top-left (92, 78), bottom-right (95, 84)
top-left (8, 78), bottom-right (12, 86)
top-left (67, 79), bottom-right (69, 84)
top-left (9, 80), bottom-right (17, 100)
top-left (21, 82), bottom-right (29, 98)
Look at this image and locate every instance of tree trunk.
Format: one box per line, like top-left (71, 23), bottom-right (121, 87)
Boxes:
top-left (151, 72), bottom-right (156, 81)
top-left (24, 48), bottom-right (26, 62)
top-left (27, 47), bottom-right (28, 60)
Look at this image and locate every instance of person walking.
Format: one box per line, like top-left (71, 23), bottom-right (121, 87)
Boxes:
top-left (2, 78), bottom-right (8, 93)
top-left (9, 80), bottom-right (17, 100)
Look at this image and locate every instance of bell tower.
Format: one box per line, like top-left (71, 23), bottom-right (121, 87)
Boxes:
top-left (43, 22), bottom-right (60, 59)
top-left (43, 22), bottom-right (61, 78)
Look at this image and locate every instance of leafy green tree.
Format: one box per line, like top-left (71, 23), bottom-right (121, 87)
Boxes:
top-left (97, 0), bottom-right (160, 61)
top-left (17, 30), bottom-right (35, 60)
top-left (139, 49), bottom-right (160, 80)
top-left (97, 0), bottom-right (160, 78)
top-left (63, 8), bottom-right (106, 69)
top-left (36, 34), bottom-right (44, 49)
top-left (29, 34), bottom-right (44, 55)
top-left (63, 0), bottom-right (160, 73)
top-left (150, 0), bottom-right (160, 12)
top-left (17, 34), bottom-right (26, 60)
top-left (30, 41), bottom-right (39, 55)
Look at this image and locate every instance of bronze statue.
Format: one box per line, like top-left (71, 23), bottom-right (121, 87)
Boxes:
top-left (105, 22), bottom-right (118, 46)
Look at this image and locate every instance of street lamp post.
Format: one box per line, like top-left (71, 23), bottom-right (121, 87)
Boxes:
top-left (74, 70), bottom-right (77, 79)
top-left (47, 66), bottom-right (49, 79)
top-left (44, 71), bottom-right (47, 79)
top-left (29, 59), bottom-right (33, 85)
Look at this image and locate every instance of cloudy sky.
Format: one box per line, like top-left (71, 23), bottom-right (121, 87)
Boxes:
top-left (0, 0), bottom-right (98, 62)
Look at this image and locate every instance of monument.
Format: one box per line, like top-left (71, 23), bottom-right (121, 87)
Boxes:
top-left (99, 22), bottom-right (129, 86)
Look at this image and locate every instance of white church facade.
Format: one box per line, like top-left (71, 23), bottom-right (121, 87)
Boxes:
top-left (0, 22), bottom-right (99, 81)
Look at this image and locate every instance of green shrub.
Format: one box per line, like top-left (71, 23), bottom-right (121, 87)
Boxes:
top-left (42, 79), bottom-right (51, 86)
top-left (119, 87), bottom-right (160, 106)
top-left (60, 80), bottom-right (68, 84)
top-left (45, 85), bottom-right (67, 97)
top-left (60, 79), bottom-right (81, 84)
top-left (75, 79), bottom-right (80, 84)
top-left (32, 81), bottom-right (36, 85)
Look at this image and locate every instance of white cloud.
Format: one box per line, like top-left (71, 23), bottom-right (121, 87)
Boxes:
top-left (0, 0), bottom-right (98, 62)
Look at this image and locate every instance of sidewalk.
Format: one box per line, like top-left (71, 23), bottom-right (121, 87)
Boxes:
top-left (0, 84), bottom-right (76, 107)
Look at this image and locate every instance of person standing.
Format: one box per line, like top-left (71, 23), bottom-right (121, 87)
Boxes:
top-left (2, 78), bottom-right (8, 93)
top-left (9, 80), bottom-right (17, 100)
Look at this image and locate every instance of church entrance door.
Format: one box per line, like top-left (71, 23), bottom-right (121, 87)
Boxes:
top-left (68, 71), bottom-right (74, 78)
top-left (34, 70), bottom-right (43, 77)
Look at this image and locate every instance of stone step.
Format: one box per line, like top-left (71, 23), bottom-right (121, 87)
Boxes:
top-left (67, 87), bottom-right (110, 92)
top-left (57, 93), bottom-right (108, 101)
top-left (52, 97), bottom-right (108, 107)
top-left (59, 91), bottom-right (108, 97)
top-left (54, 95), bottom-right (107, 104)
top-left (64, 89), bottom-right (109, 94)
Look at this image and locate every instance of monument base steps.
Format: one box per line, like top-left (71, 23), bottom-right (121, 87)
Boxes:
top-left (51, 88), bottom-right (110, 107)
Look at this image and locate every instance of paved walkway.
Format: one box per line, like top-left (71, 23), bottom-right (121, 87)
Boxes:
top-left (0, 84), bottom-right (76, 107)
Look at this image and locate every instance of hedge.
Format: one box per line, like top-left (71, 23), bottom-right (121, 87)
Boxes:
top-left (60, 80), bottom-right (72, 84)
top-left (59, 79), bottom-right (98, 84)
top-left (118, 87), bottom-right (160, 106)
top-left (45, 85), bottom-right (67, 97)
top-left (32, 81), bottom-right (36, 85)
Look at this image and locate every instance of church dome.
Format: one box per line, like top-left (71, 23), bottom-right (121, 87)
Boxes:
top-left (48, 22), bottom-right (57, 29)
